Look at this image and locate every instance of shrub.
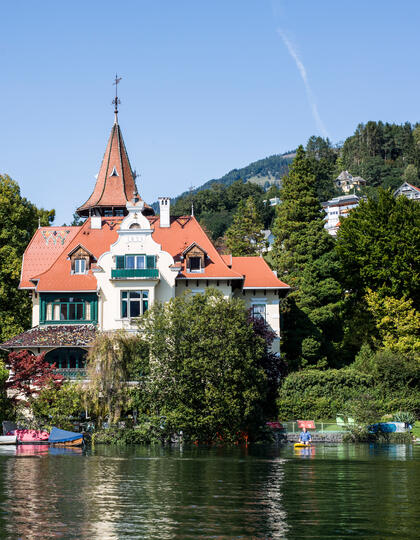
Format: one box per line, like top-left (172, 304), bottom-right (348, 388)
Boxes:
top-left (392, 411), bottom-right (416, 425)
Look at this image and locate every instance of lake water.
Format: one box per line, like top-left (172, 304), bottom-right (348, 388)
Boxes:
top-left (0, 443), bottom-right (418, 539)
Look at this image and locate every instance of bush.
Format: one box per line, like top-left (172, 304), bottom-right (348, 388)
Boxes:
top-left (31, 381), bottom-right (85, 430)
top-left (277, 368), bottom-right (420, 420)
top-left (393, 411), bottom-right (416, 425)
top-left (277, 369), bottom-right (374, 419)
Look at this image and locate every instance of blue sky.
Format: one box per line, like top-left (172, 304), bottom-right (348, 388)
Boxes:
top-left (2, 0), bottom-right (420, 224)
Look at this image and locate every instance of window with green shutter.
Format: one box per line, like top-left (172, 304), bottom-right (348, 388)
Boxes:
top-left (146, 255), bottom-right (156, 269)
top-left (116, 256), bottom-right (125, 269)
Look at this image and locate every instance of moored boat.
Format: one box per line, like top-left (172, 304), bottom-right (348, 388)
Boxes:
top-left (16, 429), bottom-right (50, 444)
top-left (0, 435), bottom-right (17, 445)
top-left (48, 427), bottom-right (84, 447)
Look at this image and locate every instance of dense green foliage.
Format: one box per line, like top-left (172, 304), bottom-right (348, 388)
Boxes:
top-left (225, 196), bottom-right (267, 256)
top-left (86, 332), bottom-right (147, 424)
top-left (172, 180), bottom-right (276, 241)
top-left (31, 381), bottom-right (85, 430)
top-left (271, 147), bottom-right (343, 368)
top-left (135, 290), bottom-right (269, 442)
top-left (277, 356), bottom-right (420, 419)
top-left (336, 190), bottom-right (420, 304)
top-left (342, 121), bottom-right (420, 190)
top-left (0, 175), bottom-right (54, 343)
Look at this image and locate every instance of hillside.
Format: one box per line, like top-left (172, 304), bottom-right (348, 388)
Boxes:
top-left (151, 151), bottom-right (295, 212)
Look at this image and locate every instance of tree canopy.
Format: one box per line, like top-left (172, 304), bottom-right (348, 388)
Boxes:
top-left (0, 175), bottom-right (55, 343)
top-left (225, 196), bottom-right (267, 256)
top-left (336, 189), bottom-right (420, 306)
top-left (272, 147), bottom-right (343, 368)
top-left (136, 289), bottom-right (269, 442)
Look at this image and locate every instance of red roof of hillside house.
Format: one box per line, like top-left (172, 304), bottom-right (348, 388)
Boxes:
top-left (150, 216), bottom-right (244, 280)
top-left (76, 120), bottom-right (153, 217)
top-left (230, 257), bottom-right (289, 289)
top-left (408, 183), bottom-right (420, 192)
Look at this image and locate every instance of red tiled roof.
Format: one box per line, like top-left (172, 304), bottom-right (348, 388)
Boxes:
top-left (20, 215), bottom-right (289, 292)
top-left (27, 218), bottom-right (122, 292)
top-left (20, 227), bottom-right (80, 288)
top-left (230, 256), bottom-right (290, 289)
top-left (151, 216), bottom-right (243, 279)
top-left (77, 122), bottom-right (152, 216)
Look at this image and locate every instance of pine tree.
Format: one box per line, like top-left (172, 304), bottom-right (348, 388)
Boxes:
top-left (271, 146), bottom-right (343, 369)
top-left (225, 196), bottom-right (267, 256)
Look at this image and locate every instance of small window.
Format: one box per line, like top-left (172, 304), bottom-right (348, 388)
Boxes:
top-left (104, 209), bottom-right (113, 217)
top-left (74, 259), bottom-right (86, 274)
top-left (121, 290), bottom-right (149, 319)
top-left (189, 257), bottom-right (201, 272)
top-left (252, 304), bottom-right (266, 321)
top-left (115, 209), bottom-right (124, 217)
top-left (126, 255), bottom-right (145, 270)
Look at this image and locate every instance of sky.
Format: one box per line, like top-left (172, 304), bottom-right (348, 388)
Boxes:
top-left (2, 0), bottom-right (420, 225)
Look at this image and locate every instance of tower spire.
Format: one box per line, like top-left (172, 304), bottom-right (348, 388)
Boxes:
top-left (112, 74), bottom-right (122, 124)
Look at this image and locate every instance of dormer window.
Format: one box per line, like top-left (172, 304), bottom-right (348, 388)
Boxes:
top-left (189, 257), bottom-right (202, 272)
top-left (183, 243), bottom-right (206, 274)
top-left (74, 259), bottom-right (86, 274)
top-left (68, 244), bottom-right (94, 275)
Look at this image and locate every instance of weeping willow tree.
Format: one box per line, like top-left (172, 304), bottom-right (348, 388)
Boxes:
top-left (86, 331), bottom-right (144, 425)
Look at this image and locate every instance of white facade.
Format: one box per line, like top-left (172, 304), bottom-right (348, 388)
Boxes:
top-left (321, 194), bottom-right (360, 236)
top-left (394, 182), bottom-right (420, 201)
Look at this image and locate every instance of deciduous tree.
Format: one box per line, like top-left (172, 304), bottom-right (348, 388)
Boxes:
top-left (0, 175), bottom-right (54, 343)
top-left (136, 289), bottom-right (268, 442)
top-left (6, 351), bottom-right (63, 402)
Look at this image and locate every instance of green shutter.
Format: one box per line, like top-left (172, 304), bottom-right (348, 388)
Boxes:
top-left (116, 256), bottom-right (125, 269)
top-left (146, 255), bottom-right (156, 269)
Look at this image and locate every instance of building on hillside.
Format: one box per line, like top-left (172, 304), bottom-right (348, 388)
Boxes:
top-left (394, 182), bottom-right (420, 201)
top-left (335, 170), bottom-right (366, 193)
top-left (1, 103), bottom-right (289, 377)
top-left (321, 194), bottom-right (360, 236)
top-left (261, 230), bottom-right (275, 252)
top-left (263, 197), bottom-right (281, 206)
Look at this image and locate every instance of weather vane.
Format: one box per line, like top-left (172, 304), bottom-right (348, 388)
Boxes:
top-left (112, 74), bottom-right (122, 120)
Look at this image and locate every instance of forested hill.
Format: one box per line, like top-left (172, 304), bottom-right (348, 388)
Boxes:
top-left (151, 151), bottom-right (295, 212)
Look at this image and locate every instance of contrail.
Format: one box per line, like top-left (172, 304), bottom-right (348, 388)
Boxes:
top-left (277, 29), bottom-right (329, 139)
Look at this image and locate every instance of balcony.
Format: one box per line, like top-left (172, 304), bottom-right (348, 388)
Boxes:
top-left (111, 268), bottom-right (159, 279)
top-left (56, 368), bottom-right (87, 380)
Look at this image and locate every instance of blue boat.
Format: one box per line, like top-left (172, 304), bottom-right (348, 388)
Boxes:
top-left (48, 427), bottom-right (84, 447)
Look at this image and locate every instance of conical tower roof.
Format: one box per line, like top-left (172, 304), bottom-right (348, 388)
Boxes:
top-left (77, 119), bottom-right (154, 217)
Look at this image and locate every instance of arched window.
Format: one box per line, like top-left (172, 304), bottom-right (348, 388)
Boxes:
top-left (45, 348), bottom-right (87, 372)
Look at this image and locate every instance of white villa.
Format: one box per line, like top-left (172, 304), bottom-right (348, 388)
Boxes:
top-left (394, 182), bottom-right (420, 201)
top-left (321, 194), bottom-right (360, 236)
top-left (1, 107), bottom-right (289, 376)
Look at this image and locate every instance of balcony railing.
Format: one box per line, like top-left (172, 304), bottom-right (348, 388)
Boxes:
top-left (55, 368), bottom-right (87, 380)
top-left (111, 268), bottom-right (159, 279)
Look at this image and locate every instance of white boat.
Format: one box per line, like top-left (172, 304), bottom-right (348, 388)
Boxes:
top-left (0, 435), bottom-right (17, 445)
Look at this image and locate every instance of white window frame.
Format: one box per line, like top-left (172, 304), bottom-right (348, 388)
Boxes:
top-left (252, 303), bottom-right (266, 321)
top-left (74, 258), bottom-right (86, 274)
top-left (121, 290), bottom-right (149, 319)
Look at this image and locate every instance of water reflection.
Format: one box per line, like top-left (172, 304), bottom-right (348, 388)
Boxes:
top-left (0, 444), bottom-right (417, 539)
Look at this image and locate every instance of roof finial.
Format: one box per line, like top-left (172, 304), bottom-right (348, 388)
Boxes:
top-left (112, 74), bottom-right (122, 123)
